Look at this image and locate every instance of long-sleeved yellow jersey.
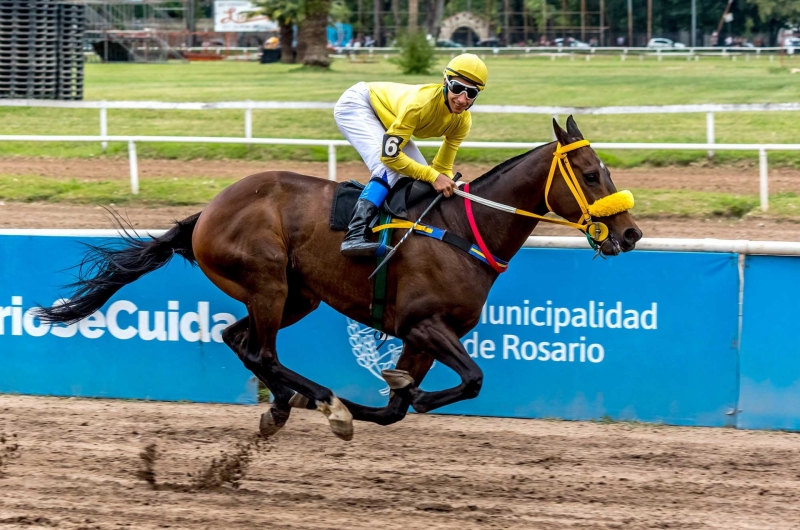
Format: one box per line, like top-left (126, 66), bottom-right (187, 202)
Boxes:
top-left (367, 82), bottom-right (471, 184)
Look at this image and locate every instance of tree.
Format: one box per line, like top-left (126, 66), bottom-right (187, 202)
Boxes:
top-left (297, 0), bottom-right (333, 67)
top-left (254, 0), bottom-right (303, 63)
top-left (390, 31), bottom-right (436, 74)
top-left (745, 0), bottom-right (800, 23)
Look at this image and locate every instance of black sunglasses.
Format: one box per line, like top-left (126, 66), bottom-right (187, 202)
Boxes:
top-left (445, 78), bottom-right (480, 100)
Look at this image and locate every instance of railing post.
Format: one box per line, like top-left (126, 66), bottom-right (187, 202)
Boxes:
top-left (706, 111), bottom-right (715, 158)
top-left (328, 143), bottom-right (337, 181)
top-left (759, 148), bottom-right (768, 212)
top-left (244, 104), bottom-right (253, 145)
top-left (128, 140), bottom-right (139, 195)
top-left (100, 101), bottom-right (108, 152)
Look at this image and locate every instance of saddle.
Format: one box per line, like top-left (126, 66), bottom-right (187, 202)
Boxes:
top-left (329, 177), bottom-right (437, 231)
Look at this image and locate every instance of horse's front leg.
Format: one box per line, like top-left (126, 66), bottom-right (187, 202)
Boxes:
top-left (290, 343), bottom-right (434, 426)
top-left (398, 317), bottom-right (483, 414)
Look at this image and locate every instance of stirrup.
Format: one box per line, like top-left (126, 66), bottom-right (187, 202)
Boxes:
top-left (341, 239), bottom-right (381, 257)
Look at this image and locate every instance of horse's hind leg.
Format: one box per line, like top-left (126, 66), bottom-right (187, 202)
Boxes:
top-left (222, 317), bottom-right (294, 438)
top-left (242, 262), bottom-right (354, 440)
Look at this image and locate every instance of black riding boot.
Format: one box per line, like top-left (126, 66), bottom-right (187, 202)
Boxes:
top-left (341, 197), bottom-right (382, 257)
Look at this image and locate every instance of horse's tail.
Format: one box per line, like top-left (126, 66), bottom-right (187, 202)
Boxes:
top-left (36, 212), bottom-right (202, 325)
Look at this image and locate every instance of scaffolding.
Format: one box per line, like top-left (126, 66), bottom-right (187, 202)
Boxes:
top-left (75, 0), bottom-right (188, 62)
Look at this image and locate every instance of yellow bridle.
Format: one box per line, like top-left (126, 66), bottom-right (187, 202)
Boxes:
top-left (503, 139), bottom-right (635, 244)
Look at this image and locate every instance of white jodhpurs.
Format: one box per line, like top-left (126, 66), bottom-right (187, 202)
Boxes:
top-left (334, 81), bottom-right (427, 187)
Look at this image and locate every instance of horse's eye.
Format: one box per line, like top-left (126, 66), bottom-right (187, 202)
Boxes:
top-left (584, 172), bottom-right (598, 183)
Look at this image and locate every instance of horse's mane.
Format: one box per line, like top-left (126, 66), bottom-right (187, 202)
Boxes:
top-left (467, 142), bottom-right (552, 189)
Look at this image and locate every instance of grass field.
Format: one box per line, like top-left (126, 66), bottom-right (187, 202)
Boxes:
top-left (1, 56), bottom-right (799, 168)
top-left (1, 56), bottom-right (799, 220)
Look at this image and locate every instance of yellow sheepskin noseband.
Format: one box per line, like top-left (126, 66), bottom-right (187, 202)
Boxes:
top-left (587, 190), bottom-right (635, 218)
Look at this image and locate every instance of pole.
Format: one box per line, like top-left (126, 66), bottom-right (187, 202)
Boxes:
top-left (647, 0), bottom-right (652, 43)
top-left (627, 0), bottom-right (633, 46)
top-left (504, 0), bottom-right (510, 45)
top-left (245, 106), bottom-right (253, 146)
top-left (716, 0), bottom-right (733, 36)
top-left (759, 149), bottom-right (768, 211)
top-left (600, 0), bottom-right (605, 46)
top-left (523, 0), bottom-right (528, 45)
top-left (580, 0), bottom-right (586, 42)
top-left (328, 144), bottom-right (337, 182)
top-left (100, 102), bottom-right (107, 152)
top-left (691, 0), bottom-right (697, 47)
top-left (542, 0), bottom-right (547, 42)
top-left (128, 141), bottom-right (139, 195)
top-left (706, 112), bottom-right (715, 158)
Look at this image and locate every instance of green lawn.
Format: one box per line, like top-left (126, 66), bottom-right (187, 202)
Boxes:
top-left (0, 56), bottom-right (799, 167)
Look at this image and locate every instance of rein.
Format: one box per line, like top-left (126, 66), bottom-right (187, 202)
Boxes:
top-left (456, 139), bottom-right (634, 262)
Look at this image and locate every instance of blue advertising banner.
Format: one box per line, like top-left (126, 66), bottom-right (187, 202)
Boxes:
top-left (0, 235), bottom-right (256, 404)
top-left (280, 249), bottom-right (741, 427)
top-left (738, 255), bottom-right (800, 430)
top-left (0, 235), bottom-right (742, 426)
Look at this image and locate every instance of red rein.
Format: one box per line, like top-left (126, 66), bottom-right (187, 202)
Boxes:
top-left (463, 182), bottom-right (506, 274)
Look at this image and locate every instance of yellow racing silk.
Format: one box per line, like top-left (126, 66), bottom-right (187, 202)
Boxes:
top-left (368, 82), bottom-right (472, 184)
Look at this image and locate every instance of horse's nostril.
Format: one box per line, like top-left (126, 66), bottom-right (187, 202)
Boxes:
top-left (624, 228), bottom-right (642, 243)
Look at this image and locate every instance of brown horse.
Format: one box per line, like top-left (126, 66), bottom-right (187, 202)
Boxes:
top-left (38, 117), bottom-right (641, 441)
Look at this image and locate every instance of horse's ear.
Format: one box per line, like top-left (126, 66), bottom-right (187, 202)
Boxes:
top-left (552, 118), bottom-right (570, 146)
top-left (566, 115), bottom-right (583, 140)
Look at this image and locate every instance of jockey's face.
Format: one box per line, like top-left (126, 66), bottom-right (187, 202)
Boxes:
top-left (445, 76), bottom-right (478, 114)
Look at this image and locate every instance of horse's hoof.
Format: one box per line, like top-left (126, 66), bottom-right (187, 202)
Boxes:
top-left (289, 392), bottom-right (310, 409)
top-left (329, 419), bottom-right (354, 441)
top-left (259, 405), bottom-right (290, 439)
top-left (381, 369), bottom-right (414, 390)
top-left (317, 395), bottom-right (354, 442)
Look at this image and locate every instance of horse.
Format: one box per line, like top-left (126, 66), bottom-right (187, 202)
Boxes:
top-left (37, 117), bottom-right (642, 442)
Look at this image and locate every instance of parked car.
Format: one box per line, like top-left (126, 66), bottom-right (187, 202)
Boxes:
top-left (785, 36), bottom-right (800, 54)
top-left (436, 39), bottom-right (463, 48)
top-left (553, 37), bottom-right (590, 48)
top-left (647, 37), bottom-right (686, 48)
top-left (475, 38), bottom-right (501, 47)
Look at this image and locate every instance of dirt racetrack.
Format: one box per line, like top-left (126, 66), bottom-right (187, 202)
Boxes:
top-left (2, 395), bottom-right (800, 530)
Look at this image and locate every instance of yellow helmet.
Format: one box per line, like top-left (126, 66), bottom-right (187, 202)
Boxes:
top-left (443, 53), bottom-right (488, 91)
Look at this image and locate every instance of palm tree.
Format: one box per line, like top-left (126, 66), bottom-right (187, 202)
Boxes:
top-left (254, 0), bottom-right (303, 63)
top-left (297, 0), bottom-right (332, 67)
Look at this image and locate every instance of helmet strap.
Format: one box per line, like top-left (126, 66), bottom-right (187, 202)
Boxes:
top-left (442, 83), bottom-right (453, 112)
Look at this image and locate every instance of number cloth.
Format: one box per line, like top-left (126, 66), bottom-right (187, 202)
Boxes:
top-left (334, 81), bottom-right (471, 186)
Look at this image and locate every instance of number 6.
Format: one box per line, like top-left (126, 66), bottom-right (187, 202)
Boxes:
top-left (382, 135), bottom-right (402, 158)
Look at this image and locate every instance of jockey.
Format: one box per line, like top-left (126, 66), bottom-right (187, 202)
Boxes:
top-left (334, 53), bottom-right (488, 257)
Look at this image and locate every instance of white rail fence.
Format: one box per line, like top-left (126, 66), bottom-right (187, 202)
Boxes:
top-left (0, 133), bottom-right (796, 211)
top-left (2, 99), bottom-right (800, 155)
top-left (188, 45), bottom-right (793, 57)
top-left (2, 229), bottom-right (799, 255)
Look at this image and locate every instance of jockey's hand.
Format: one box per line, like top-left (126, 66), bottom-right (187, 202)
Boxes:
top-left (433, 173), bottom-right (457, 198)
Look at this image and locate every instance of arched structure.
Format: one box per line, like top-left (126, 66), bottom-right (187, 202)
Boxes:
top-left (438, 12), bottom-right (490, 42)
